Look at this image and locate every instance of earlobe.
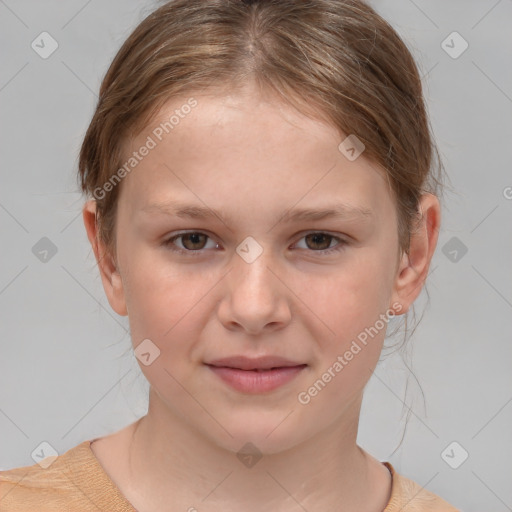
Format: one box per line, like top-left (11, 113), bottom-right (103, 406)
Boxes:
top-left (389, 193), bottom-right (441, 315)
top-left (82, 200), bottom-right (128, 317)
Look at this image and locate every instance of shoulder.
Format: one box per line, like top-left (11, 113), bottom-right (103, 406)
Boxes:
top-left (0, 440), bottom-right (135, 512)
top-left (383, 463), bottom-right (461, 512)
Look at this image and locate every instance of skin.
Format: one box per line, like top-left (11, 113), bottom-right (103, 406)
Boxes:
top-left (83, 84), bottom-right (440, 512)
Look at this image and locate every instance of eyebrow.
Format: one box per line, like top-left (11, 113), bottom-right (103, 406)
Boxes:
top-left (140, 200), bottom-right (374, 224)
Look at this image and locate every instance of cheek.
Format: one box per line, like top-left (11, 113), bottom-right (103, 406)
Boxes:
top-left (122, 265), bottom-right (213, 393)
top-left (312, 252), bottom-right (394, 334)
top-left (303, 253), bottom-right (395, 383)
top-left (126, 272), bottom-right (203, 340)
top-left (121, 245), bottom-right (216, 358)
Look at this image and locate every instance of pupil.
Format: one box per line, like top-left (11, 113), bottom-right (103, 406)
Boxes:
top-left (186, 233), bottom-right (204, 249)
top-left (309, 233), bottom-right (330, 250)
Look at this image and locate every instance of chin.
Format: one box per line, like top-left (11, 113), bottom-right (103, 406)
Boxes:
top-left (201, 416), bottom-right (310, 457)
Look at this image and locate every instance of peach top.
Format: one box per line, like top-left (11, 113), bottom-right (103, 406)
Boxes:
top-left (0, 440), bottom-right (459, 511)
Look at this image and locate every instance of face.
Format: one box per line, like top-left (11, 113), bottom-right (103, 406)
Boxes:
top-left (86, 87), bottom-right (425, 455)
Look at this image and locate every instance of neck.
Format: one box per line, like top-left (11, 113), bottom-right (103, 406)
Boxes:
top-left (121, 387), bottom-right (390, 511)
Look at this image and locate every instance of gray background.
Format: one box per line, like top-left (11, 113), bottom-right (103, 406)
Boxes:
top-left (1, 1), bottom-right (511, 510)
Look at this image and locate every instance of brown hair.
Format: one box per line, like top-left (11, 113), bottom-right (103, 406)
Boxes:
top-left (78, 0), bottom-right (445, 265)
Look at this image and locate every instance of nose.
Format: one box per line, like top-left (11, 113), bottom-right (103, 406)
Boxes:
top-left (217, 247), bottom-right (292, 335)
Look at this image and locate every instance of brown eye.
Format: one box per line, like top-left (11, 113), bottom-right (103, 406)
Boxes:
top-left (164, 232), bottom-right (216, 254)
top-left (163, 231), bottom-right (346, 257)
top-left (304, 233), bottom-right (334, 251)
top-left (179, 233), bottom-right (208, 250)
top-left (294, 232), bottom-right (347, 255)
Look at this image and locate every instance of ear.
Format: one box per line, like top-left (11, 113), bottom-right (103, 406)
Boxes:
top-left (389, 193), bottom-right (441, 314)
top-left (82, 199), bottom-right (128, 316)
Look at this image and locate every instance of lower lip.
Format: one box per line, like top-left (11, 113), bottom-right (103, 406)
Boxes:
top-left (206, 364), bottom-right (307, 393)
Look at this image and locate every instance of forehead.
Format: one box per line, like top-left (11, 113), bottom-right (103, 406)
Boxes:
top-left (117, 91), bottom-right (393, 222)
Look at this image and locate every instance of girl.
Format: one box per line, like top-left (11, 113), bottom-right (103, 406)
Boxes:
top-left (0, 0), bottom-right (459, 510)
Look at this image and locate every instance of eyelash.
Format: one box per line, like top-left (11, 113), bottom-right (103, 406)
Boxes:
top-left (162, 231), bottom-right (348, 257)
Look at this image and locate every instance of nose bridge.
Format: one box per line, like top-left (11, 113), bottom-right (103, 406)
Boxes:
top-left (232, 235), bottom-right (276, 290)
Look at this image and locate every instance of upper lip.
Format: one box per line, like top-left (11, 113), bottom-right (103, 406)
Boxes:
top-left (205, 356), bottom-right (306, 371)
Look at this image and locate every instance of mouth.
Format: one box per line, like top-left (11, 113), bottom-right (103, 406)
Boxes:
top-left (205, 355), bottom-right (306, 371)
top-left (213, 366), bottom-right (305, 372)
top-left (205, 364), bottom-right (307, 372)
top-left (204, 358), bottom-right (308, 393)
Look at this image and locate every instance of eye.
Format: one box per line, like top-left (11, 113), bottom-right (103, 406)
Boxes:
top-left (163, 231), bottom-right (347, 256)
top-left (293, 232), bottom-right (347, 255)
top-left (163, 231), bottom-right (218, 255)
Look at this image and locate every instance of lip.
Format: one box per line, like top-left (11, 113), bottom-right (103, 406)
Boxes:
top-left (205, 355), bottom-right (304, 371)
top-left (206, 364), bottom-right (307, 393)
